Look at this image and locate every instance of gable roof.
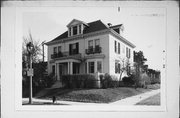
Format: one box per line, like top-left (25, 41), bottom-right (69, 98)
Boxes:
top-left (48, 20), bottom-right (108, 43)
top-left (66, 19), bottom-right (89, 27)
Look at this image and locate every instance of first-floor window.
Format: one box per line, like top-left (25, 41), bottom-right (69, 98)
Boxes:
top-left (97, 61), bottom-right (102, 73)
top-left (115, 62), bottom-right (121, 73)
top-left (88, 62), bottom-right (94, 73)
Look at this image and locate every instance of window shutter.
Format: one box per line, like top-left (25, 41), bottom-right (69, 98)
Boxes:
top-left (69, 44), bottom-right (72, 55)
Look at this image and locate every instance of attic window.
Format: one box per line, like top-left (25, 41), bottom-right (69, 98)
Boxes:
top-left (73, 26), bottom-right (78, 35)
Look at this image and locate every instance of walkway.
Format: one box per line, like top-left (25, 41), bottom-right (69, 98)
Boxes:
top-left (22, 89), bottom-right (160, 105)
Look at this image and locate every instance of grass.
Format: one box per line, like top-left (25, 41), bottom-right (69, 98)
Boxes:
top-left (36, 87), bottom-right (152, 103)
top-left (136, 93), bottom-right (160, 105)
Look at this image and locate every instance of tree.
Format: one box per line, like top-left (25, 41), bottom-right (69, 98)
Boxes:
top-left (119, 58), bottom-right (131, 80)
top-left (22, 32), bottom-right (42, 64)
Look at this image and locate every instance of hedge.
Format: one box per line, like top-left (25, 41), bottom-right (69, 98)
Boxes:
top-left (61, 74), bottom-right (99, 89)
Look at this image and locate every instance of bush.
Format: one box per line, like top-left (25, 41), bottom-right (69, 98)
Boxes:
top-left (122, 75), bottom-right (135, 86)
top-left (101, 73), bottom-right (119, 88)
top-left (61, 74), bottom-right (99, 89)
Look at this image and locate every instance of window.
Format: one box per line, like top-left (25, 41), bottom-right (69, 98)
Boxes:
top-left (79, 25), bottom-right (81, 34)
top-left (95, 39), bottom-right (100, 47)
top-left (88, 62), bottom-right (94, 73)
top-left (69, 43), bottom-right (79, 55)
top-left (88, 40), bottom-right (93, 48)
top-left (73, 26), bottom-right (78, 35)
top-left (126, 47), bottom-right (128, 58)
top-left (118, 63), bottom-right (121, 73)
top-left (118, 42), bottom-right (120, 54)
top-left (97, 61), bottom-right (102, 73)
top-left (53, 47), bottom-right (57, 54)
top-left (58, 46), bottom-right (61, 53)
top-left (115, 62), bottom-right (121, 73)
top-left (129, 48), bottom-right (131, 58)
top-left (115, 62), bottom-right (118, 73)
top-left (115, 41), bottom-right (117, 53)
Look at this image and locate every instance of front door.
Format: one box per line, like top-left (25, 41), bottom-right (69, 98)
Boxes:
top-left (59, 64), bottom-right (63, 80)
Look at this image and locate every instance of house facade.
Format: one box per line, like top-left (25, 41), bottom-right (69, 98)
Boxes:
top-left (46, 19), bottom-right (135, 81)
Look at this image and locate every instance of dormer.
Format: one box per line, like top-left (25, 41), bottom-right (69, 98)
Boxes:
top-left (109, 24), bottom-right (124, 36)
top-left (67, 19), bottom-right (89, 37)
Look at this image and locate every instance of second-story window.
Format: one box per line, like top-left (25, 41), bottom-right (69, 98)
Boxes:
top-left (115, 40), bottom-right (117, 53)
top-left (58, 46), bottom-right (61, 53)
top-left (53, 47), bottom-right (57, 54)
top-left (118, 42), bottom-right (120, 54)
top-left (69, 43), bottom-right (79, 55)
top-left (95, 39), bottom-right (100, 47)
top-left (73, 26), bottom-right (78, 35)
top-left (79, 25), bottom-right (81, 34)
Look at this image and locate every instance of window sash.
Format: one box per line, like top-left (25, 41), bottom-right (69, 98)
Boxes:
top-left (115, 41), bottom-right (117, 53)
top-left (58, 46), bottom-right (61, 53)
top-left (88, 40), bottom-right (93, 48)
top-left (95, 39), bottom-right (100, 47)
top-left (88, 62), bottom-right (94, 73)
top-left (118, 43), bottom-right (120, 54)
top-left (53, 47), bottom-right (57, 54)
top-left (73, 26), bottom-right (77, 35)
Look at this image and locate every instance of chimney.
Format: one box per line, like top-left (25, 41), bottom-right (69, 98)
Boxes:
top-left (107, 23), bottom-right (112, 27)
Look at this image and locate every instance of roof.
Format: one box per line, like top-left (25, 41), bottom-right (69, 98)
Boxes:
top-left (46, 19), bottom-right (135, 48)
top-left (47, 20), bottom-right (108, 43)
top-left (109, 24), bottom-right (123, 28)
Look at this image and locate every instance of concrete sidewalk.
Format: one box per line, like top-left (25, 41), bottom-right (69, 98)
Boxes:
top-left (22, 89), bottom-right (160, 105)
top-left (110, 89), bottom-right (160, 105)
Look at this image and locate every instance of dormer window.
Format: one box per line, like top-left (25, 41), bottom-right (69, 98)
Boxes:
top-left (67, 19), bottom-right (88, 37)
top-left (73, 26), bottom-right (78, 35)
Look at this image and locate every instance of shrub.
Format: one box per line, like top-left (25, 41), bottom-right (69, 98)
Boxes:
top-left (101, 73), bottom-right (119, 88)
top-left (61, 74), bottom-right (98, 89)
top-left (122, 75), bottom-right (135, 86)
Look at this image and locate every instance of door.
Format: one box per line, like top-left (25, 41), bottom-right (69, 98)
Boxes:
top-left (59, 64), bottom-right (63, 80)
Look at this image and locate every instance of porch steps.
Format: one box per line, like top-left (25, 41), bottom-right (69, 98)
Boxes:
top-left (51, 80), bottom-right (63, 88)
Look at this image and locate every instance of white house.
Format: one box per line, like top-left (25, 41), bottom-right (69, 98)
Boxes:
top-left (46, 19), bottom-right (135, 81)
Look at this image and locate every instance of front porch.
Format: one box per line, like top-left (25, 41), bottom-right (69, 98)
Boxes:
top-left (54, 59), bottom-right (83, 81)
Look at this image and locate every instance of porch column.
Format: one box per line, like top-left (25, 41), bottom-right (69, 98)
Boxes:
top-left (67, 62), bottom-right (70, 74)
top-left (87, 62), bottom-right (89, 74)
top-left (69, 61), bottom-right (73, 74)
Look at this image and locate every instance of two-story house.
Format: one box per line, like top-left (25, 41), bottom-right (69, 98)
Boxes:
top-left (46, 19), bottom-right (135, 82)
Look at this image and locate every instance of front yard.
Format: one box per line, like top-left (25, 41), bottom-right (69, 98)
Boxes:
top-left (36, 87), bottom-right (152, 103)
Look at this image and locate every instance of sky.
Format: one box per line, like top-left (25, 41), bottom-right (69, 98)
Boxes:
top-left (23, 6), bottom-right (166, 71)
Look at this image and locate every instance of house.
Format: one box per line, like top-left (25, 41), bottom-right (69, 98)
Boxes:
top-left (45, 19), bottom-right (135, 82)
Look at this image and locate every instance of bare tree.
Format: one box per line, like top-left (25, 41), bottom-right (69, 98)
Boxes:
top-left (22, 32), bottom-right (42, 64)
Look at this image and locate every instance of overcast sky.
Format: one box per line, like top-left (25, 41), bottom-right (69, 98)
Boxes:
top-left (23, 7), bottom-right (166, 71)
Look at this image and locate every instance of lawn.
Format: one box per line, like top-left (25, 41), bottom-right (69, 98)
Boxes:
top-left (36, 87), bottom-right (152, 103)
top-left (136, 93), bottom-right (160, 105)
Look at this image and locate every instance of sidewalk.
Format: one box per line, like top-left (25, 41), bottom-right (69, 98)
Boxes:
top-left (22, 89), bottom-right (160, 105)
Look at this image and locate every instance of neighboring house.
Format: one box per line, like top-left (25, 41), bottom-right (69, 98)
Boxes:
top-left (45, 19), bottom-right (135, 81)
